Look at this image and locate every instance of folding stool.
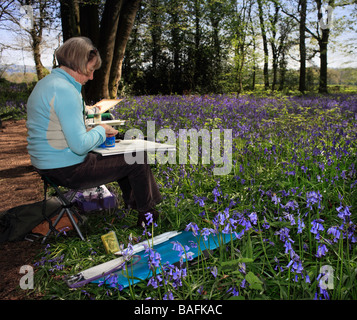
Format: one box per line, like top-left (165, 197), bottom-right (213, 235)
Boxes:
top-left (40, 175), bottom-right (85, 243)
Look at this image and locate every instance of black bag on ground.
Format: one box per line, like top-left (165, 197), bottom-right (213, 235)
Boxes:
top-left (0, 197), bottom-right (62, 242)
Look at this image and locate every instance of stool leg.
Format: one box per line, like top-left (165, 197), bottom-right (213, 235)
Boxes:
top-left (41, 208), bottom-right (65, 243)
top-left (65, 209), bottom-right (85, 241)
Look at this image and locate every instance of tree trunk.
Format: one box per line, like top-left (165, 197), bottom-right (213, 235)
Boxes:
top-left (150, 0), bottom-right (161, 72)
top-left (79, 0), bottom-right (100, 46)
top-left (316, 0), bottom-right (333, 94)
top-left (270, 1), bottom-right (279, 91)
top-left (85, 0), bottom-right (123, 103)
top-left (32, 35), bottom-right (45, 80)
top-left (30, 0), bottom-right (46, 80)
top-left (194, 0), bottom-right (202, 89)
top-left (319, 35), bottom-right (329, 94)
top-left (299, 0), bottom-right (306, 93)
top-left (108, 0), bottom-right (141, 98)
top-left (59, 0), bottom-right (80, 41)
top-left (257, 0), bottom-right (269, 90)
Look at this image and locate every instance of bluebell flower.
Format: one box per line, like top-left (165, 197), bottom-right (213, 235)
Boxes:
top-left (336, 205), bottom-right (351, 221)
top-left (227, 286), bottom-right (239, 296)
top-left (297, 216), bottom-right (305, 234)
top-left (237, 216), bottom-right (252, 231)
top-left (274, 257), bottom-right (284, 272)
top-left (283, 200), bottom-right (299, 211)
top-left (305, 274), bottom-right (311, 283)
top-left (201, 227), bottom-right (214, 241)
top-left (301, 165), bottom-right (308, 173)
top-left (240, 278), bottom-right (247, 288)
top-left (163, 291), bottom-right (174, 300)
top-left (283, 212), bottom-right (295, 226)
top-left (214, 209), bottom-right (230, 226)
top-left (171, 241), bottom-right (183, 253)
top-left (147, 276), bottom-right (160, 289)
top-left (286, 254), bottom-right (303, 274)
top-left (275, 227), bottom-right (291, 242)
top-left (248, 212), bottom-right (258, 225)
top-left (306, 191), bottom-right (322, 210)
top-left (98, 274), bottom-right (119, 289)
top-left (188, 240), bottom-right (197, 248)
top-left (145, 212), bottom-right (154, 225)
top-left (272, 194), bottom-right (281, 205)
top-left (185, 222), bottom-right (200, 236)
top-left (316, 243), bottom-right (328, 257)
top-left (145, 246), bottom-right (161, 269)
top-left (284, 239), bottom-right (295, 255)
top-left (262, 217), bottom-right (270, 229)
top-left (197, 286), bottom-right (204, 295)
top-left (327, 226), bottom-right (341, 242)
top-left (212, 187), bottom-right (221, 202)
top-left (210, 266), bottom-right (218, 278)
top-left (310, 219), bottom-right (324, 235)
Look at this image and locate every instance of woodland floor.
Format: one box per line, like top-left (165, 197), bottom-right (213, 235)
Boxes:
top-left (0, 119), bottom-right (43, 300)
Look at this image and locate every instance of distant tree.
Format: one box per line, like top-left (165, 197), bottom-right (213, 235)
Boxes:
top-left (0, 0), bottom-right (60, 80)
top-left (225, 0), bottom-right (255, 94)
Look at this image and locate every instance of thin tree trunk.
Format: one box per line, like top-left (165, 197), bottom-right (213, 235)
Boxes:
top-left (316, 0), bottom-right (332, 94)
top-left (319, 35), bottom-right (329, 94)
top-left (299, 0), bottom-right (306, 93)
top-left (257, 0), bottom-right (269, 90)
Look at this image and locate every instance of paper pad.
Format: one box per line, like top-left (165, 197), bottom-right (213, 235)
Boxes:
top-left (93, 139), bottom-right (176, 156)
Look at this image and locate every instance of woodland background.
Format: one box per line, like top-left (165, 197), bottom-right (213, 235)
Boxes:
top-left (0, 0), bottom-right (357, 103)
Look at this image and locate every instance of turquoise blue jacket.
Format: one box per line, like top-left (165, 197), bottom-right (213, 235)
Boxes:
top-left (26, 68), bottom-right (105, 169)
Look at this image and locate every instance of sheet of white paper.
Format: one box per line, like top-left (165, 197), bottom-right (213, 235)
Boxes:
top-left (92, 139), bottom-right (176, 156)
top-left (87, 120), bottom-right (126, 127)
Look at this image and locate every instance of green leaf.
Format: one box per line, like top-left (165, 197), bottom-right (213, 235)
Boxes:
top-left (245, 271), bottom-right (263, 291)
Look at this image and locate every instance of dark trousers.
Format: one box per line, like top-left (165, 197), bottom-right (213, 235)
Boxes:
top-left (37, 152), bottom-right (162, 213)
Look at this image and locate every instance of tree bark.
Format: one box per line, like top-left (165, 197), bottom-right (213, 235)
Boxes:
top-left (270, 1), bottom-right (279, 91)
top-left (79, 0), bottom-right (100, 46)
top-left (299, 0), bottom-right (307, 93)
top-left (59, 0), bottom-right (80, 41)
top-left (85, 0), bottom-right (123, 102)
top-left (316, 0), bottom-right (332, 94)
top-left (257, 0), bottom-right (269, 90)
top-left (108, 0), bottom-right (141, 98)
top-left (318, 34), bottom-right (329, 94)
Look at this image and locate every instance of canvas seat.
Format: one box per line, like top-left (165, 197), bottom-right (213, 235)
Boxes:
top-left (39, 174), bottom-right (85, 243)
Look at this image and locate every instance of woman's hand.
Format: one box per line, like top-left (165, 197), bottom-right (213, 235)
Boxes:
top-left (99, 124), bottom-right (118, 137)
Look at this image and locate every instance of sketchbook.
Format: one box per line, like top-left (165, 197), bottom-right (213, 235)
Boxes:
top-left (92, 139), bottom-right (176, 156)
top-left (87, 99), bottom-right (123, 114)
